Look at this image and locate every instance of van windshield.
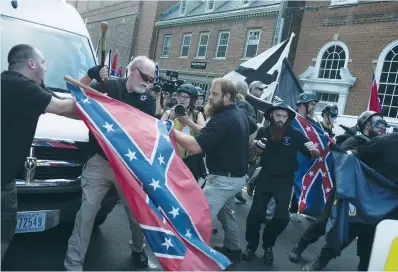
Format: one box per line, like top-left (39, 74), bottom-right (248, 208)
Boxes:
top-left (1, 15), bottom-right (96, 90)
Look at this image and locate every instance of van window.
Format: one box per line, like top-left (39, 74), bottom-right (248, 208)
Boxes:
top-left (1, 15), bottom-right (95, 90)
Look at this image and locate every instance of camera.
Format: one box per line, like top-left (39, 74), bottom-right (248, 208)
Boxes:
top-left (255, 137), bottom-right (267, 150)
top-left (174, 105), bottom-right (186, 116)
top-left (151, 70), bottom-right (185, 94)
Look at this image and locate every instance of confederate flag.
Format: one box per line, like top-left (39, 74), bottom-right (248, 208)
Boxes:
top-left (65, 79), bottom-right (231, 271)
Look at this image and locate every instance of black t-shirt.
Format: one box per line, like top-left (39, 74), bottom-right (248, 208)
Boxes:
top-left (88, 78), bottom-right (156, 159)
top-left (256, 125), bottom-right (312, 178)
top-left (195, 104), bottom-right (257, 176)
top-left (1, 71), bottom-right (53, 185)
top-left (352, 132), bottom-right (398, 185)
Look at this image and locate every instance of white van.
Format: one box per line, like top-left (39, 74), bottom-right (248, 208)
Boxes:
top-left (1, 0), bottom-right (117, 233)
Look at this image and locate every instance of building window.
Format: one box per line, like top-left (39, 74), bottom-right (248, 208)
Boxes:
top-left (180, 34), bottom-right (192, 57)
top-left (376, 42), bottom-right (398, 118)
top-left (315, 92), bottom-right (340, 112)
top-left (216, 31), bottom-right (230, 59)
top-left (330, 0), bottom-right (359, 6)
top-left (318, 43), bottom-right (348, 79)
top-left (206, 0), bottom-right (215, 11)
top-left (162, 35), bottom-right (172, 57)
top-left (180, 0), bottom-right (187, 15)
top-left (242, 0), bottom-right (250, 6)
top-left (244, 29), bottom-right (261, 58)
top-left (189, 82), bottom-right (210, 97)
top-left (196, 33), bottom-right (209, 58)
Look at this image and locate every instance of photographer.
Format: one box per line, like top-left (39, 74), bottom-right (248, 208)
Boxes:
top-left (161, 84), bottom-right (206, 180)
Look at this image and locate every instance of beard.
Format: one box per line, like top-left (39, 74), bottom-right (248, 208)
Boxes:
top-left (209, 99), bottom-right (224, 115)
top-left (269, 117), bottom-right (289, 141)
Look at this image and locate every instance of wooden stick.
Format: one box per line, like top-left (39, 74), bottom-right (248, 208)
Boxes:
top-left (64, 75), bottom-right (106, 97)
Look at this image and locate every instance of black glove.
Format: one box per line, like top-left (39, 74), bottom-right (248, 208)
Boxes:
top-left (87, 65), bottom-right (103, 82)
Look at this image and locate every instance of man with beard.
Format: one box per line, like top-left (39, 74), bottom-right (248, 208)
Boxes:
top-left (173, 78), bottom-right (258, 262)
top-left (242, 102), bottom-right (320, 265)
top-left (64, 56), bottom-right (158, 270)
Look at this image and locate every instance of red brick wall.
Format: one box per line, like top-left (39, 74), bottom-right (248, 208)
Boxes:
top-left (155, 14), bottom-right (278, 76)
top-left (294, 1), bottom-right (398, 115)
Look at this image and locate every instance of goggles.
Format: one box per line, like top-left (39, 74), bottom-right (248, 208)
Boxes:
top-left (372, 119), bottom-right (387, 131)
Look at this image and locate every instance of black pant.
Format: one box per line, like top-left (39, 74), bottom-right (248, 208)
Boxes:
top-left (246, 181), bottom-right (292, 251)
top-left (289, 190), bottom-right (299, 213)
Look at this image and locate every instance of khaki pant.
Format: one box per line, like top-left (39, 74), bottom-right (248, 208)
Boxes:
top-left (64, 154), bottom-right (144, 271)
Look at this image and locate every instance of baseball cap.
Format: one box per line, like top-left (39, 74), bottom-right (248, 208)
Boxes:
top-left (249, 81), bottom-right (267, 90)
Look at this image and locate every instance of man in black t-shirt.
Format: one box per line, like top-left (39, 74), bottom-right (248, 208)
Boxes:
top-left (64, 56), bottom-right (158, 271)
top-left (1, 44), bottom-right (83, 261)
top-left (173, 78), bottom-right (258, 262)
top-left (241, 102), bottom-right (320, 265)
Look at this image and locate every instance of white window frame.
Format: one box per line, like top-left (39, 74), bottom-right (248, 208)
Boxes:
top-left (179, 0), bottom-right (187, 16)
top-left (215, 31), bottom-right (230, 59)
top-left (315, 40), bottom-right (349, 80)
top-left (375, 39), bottom-right (398, 119)
top-left (243, 29), bottom-right (261, 59)
top-left (196, 32), bottom-right (210, 59)
top-left (242, 0), bottom-right (250, 7)
top-left (315, 92), bottom-right (340, 113)
top-left (330, 0), bottom-right (358, 5)
top-left (180, 34), bottom-right (192, 57)
top-left (161, 35), bottom-right (172, 57)
top-left (206, 0), bottom-right (215, 12)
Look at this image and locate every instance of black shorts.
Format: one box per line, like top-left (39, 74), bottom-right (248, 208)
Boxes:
top-left (1, 181), bottom-right (17, 244)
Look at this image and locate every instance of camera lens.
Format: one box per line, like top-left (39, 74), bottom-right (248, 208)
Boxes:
top-left (153, 85), bottom-right (161, 93)
top-left (174, 105), bottom-right (186, 116)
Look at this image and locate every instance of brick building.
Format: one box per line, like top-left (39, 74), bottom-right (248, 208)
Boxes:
top-left (153, 0), bottom-right (285, 96)
top-left (67, 0), bottom-right (177, 71)
top-left (293, 0), bottom-right (398, 120)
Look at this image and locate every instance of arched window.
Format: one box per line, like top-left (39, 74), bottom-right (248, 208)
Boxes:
top-left (318, 43), bottom-right (348, 79)
top-left (375, 40), bottom-right (398, 119)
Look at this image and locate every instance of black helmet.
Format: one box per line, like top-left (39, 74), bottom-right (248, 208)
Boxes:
top-left (322, 104), bottom-right (338, 117)
top-left (296, 92), bottom-right (319, 105)
top-left (357, 111), bottom-right (383, 130)
top-left (195, 86), bottom-right (204, 97)
top-left (264, 101), bottom-right (296, 121)
top-left (177, 84), bottom-right (198, 99)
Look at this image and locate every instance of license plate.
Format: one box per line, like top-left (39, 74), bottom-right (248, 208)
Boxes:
top-left (16, 212), bottom-right (46, 233)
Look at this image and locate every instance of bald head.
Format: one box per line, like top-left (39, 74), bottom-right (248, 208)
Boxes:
top-left (8, 44), bottom-right (39, 71)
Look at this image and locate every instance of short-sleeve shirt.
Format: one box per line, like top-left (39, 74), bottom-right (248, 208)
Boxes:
top-left (88, 78), bottom-right (156, 159)
top-left (1, 71), bottom-right (53, 186)
top-left (195, 104), bottom-right (257, 176)
top-left (256, 125), bottom-right (312, 178)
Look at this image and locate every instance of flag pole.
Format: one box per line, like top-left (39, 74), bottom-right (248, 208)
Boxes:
top-left (64, 75), bottom-right (107, 97)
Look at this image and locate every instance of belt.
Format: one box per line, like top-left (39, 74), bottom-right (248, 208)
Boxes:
top-left (209, 171), bottom-right (244, 178)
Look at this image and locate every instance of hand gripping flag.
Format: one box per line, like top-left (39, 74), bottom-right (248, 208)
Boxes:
top-left (292, 115), bottom-right (335, 217)
top-left (65, 79), bottom-right (231, 271)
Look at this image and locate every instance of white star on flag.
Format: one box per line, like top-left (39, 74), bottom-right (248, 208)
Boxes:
top-left (162, 237), bottom-right (174, 250)
top-left (306, 126), bottom-right (311, 132)
top-left (82, 97), bottom-right (90, 104)
top-left (103, 122), bottom-right (114, 132)
top-left (314, 142), bottom-right (319, 148)
top-left (325, 187), bottom-right (331, 193)
top-left (302, 199), bottom-right (306, 204)
top-left (309, 171), bottom-right (314, 177)
top-left (319, 157), bottom-right (324, 162)
top-left (157, 155), bottom-right (165, 165)
top-left (210, 249), bottom-right (216, 254)
top-left (125, 149), bottom-right (137, 161)
top-left (185, 229), bottom-right (192, 239)
top-left (149, 179), bottom-right (161, 191)
top-left (302, 185), bottom-right (307, 190)
top-left (169, 207), bottom-right (180, 218)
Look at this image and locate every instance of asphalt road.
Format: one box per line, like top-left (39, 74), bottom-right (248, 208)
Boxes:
top-left (1, 190), bottom-right (358, 271)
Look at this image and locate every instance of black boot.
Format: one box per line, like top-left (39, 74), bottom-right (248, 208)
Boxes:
top-left (247, 182), bottom-right (255, 197)
top-left (235, 191), bottom-right (247, 204)
top-left (289, 238), bottom-right (309, 263)
top-left (263, 247), bottom-right (274, 265)
top-left (242, 247), bottom-right (256, 261)
top-left (132, 250), bottom-right (149, 269)
top-left (302, 254), bottom-right (332, 271)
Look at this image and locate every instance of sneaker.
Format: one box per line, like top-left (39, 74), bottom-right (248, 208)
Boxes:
top-left (131, 250), bottom-right (148, 269)
top-left (263, 247), bottom-right (274, 265)
top-left (302, 255), bottom-right (330, 271)
top-left (213, 246), bottom-right (242, 262)
top-left (242, 248), bottom-right (256, 261)
top-left (235, 192), bottom-right (247, 204)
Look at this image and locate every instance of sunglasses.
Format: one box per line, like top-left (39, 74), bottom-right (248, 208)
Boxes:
top-left (372, 119), bottom-right (387, 130)
top-left (135, 67), bottom-right (154, 83)
top-left (255, 87), bottom-right (264, 92)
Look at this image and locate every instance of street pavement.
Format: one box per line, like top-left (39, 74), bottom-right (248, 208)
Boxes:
top-left (1, 190), bottom-right (358, 271)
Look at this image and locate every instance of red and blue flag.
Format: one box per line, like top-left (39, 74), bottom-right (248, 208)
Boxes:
top-left (65, 80), bottom-right (231, 271)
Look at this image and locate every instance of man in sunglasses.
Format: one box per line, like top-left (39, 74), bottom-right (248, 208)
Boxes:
top-left (65, 56), bottom-right (158, 271)
top-left (320, 104), bottom-right (338, 138)
top-left (248, 81), bottom-right (267, 123)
